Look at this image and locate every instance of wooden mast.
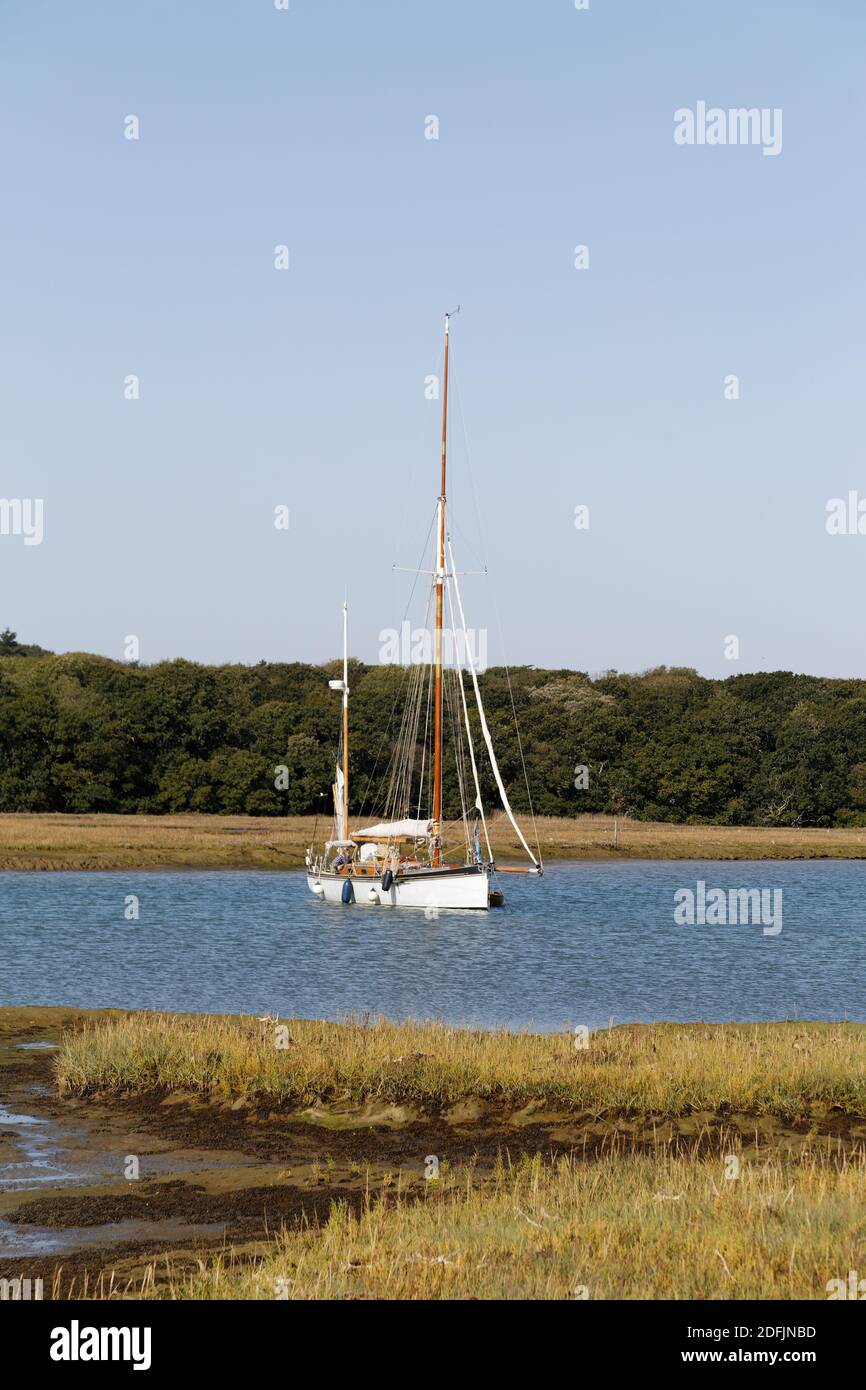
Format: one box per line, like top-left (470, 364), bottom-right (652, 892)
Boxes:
top-left (432, 313), bottom-right (450, 866)
top-left (342, 599), bottom-right (349, 832)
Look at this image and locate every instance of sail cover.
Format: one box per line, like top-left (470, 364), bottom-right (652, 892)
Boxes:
top-left (352, 818), bottom-right (431, 840)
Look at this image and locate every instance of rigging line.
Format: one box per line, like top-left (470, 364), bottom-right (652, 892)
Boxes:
top-left (389, 586), bottom-right (430, 823)
top-left (422, 668), bottom-right (433, 795)
top-left (416, 641), bottom-right (434, 824)
top-left (355, 669), bottom-right (407, 823)
top-left (391, 323), bottom-right (447, 578)
top-left (403, 600), bottom-right (426, 817)
top-left (386, 655), bottom-right (420, 821)
top-left (397, 506), bottom-right (436, 622)
top-left (320, 719), bottom-right (343, 836)
top-left (447, 532), bottom-right (540, 868)
top-left (495, 603), bottom-right (543, 863)
top-left (448, 513), bottom-right (488, 576)
top-left (445, 572), bottom-right (493, 863)
top-left (386, 578), bottom-right (434, 824)
top-left (354, 514), bottom-right (436, 820)
top-left (443, 673), bottom-right (466, 858)
top-left (418, 589), bottom-right (436, 821)
top-left (449, 344), bottom-right (491, 573)
top-left (450, 356), bottom-right (543, 864)
top-left (384, 530), bottom-right (435, 817)
top-left (405, 659), bottom-right (426, 818)
top-left (447, 667), bottom-right (472, 858)
top-left (443, 667), bottom-right (467, 855)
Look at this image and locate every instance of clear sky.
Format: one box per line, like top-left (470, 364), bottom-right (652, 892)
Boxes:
top-left (1, 0), bottom-right (864, 677)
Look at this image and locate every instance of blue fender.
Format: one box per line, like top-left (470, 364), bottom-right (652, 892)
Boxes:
top-left (341, 878), bottom-right (354, 904)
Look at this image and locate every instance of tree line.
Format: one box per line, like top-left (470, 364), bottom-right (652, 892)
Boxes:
top-left (2, 634), bottom-right (866, 825)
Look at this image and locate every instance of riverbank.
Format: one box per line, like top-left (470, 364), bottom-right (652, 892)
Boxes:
top-left (1, 811), bottom-right (864, 871)
top-left (2, 1008), bottom-right (865, 1299)
top-left (54, 1010), bottom-right (866, 1118)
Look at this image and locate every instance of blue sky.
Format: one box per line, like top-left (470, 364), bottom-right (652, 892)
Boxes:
top-left (1, 0), bottom-right (864, 676)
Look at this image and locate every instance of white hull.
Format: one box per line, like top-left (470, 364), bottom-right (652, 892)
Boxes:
top-left (307, 864), bottom-right (491, 910)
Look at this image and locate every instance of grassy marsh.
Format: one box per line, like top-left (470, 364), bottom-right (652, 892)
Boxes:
top-left (56, 1012), bottom-right (866, 1120)
top-left (110, 1148), bottom-right (866, 1301)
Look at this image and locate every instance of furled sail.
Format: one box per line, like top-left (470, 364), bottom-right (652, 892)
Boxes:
top-left (447, 535), bottom-right (539, 867)
top-left (333, 764), bottom-right (346, 841)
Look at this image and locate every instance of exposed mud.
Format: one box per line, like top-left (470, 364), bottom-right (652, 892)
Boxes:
top-left (2, 1006), bottom-right (866, 1297)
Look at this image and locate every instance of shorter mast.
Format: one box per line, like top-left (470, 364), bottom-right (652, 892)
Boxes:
top-left (327, 601), bottom-right (350, 838)
top-left (342, 600), bottom-right (349, 831)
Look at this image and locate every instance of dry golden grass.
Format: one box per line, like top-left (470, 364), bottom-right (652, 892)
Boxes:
top-left (0, 812), bottom-right (310, 871)
top-left (1, 810), bottom-right (865, 870)
top-left (56, 1012), bottom-right (866, 1119)
top-left (113, 1148), bottom-right (866, 1301)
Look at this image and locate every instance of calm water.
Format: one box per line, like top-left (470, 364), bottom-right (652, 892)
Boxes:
top-left (1, 862), bottom-right (865, 1031)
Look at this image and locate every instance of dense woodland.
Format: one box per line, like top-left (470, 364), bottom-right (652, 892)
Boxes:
top-left (2, 630), bottom-right (866, 826)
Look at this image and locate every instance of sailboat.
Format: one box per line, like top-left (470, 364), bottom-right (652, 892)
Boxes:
top-left (305, 314), bottom-right (543, 910)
